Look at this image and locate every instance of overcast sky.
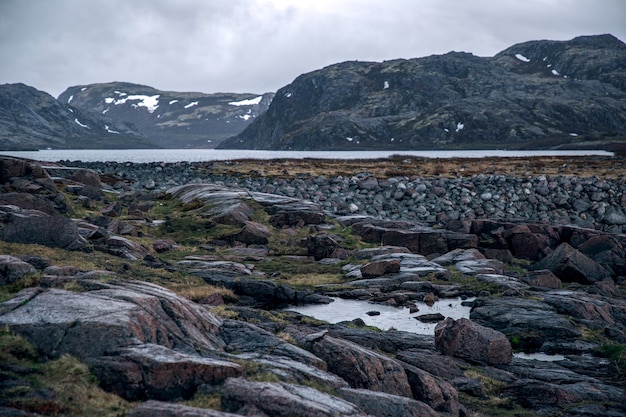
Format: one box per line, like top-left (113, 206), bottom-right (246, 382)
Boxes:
top-left (1, 0), bottom-right (624, 98)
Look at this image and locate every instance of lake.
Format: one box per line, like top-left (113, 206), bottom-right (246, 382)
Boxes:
top-left (0, 148), bottom-right (613, 163)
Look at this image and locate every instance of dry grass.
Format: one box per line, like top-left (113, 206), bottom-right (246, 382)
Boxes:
top-left (203, 155), bottom-right (626, 179)
top-left (170, 283), bottom-right (238, 303)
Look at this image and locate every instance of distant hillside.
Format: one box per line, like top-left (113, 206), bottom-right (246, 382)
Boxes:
top-left (0, 83), bottom-right (150, 150)
top-left (218, 34), bottom-right (626, 151)
top-left (59, 82), bottom-right (274, 148)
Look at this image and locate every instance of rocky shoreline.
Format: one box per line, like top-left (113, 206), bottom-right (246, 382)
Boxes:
top-left (0, 155), bottom-right (625, 417)
top-left (66, 159), bottom-right (626, 233)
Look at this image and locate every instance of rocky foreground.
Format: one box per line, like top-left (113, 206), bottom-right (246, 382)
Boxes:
top-left (0, 155), bottom-right (625, 416)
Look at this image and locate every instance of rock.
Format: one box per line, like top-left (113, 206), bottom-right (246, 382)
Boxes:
top-left (208, 201), bottom-right (254, 226)
top-left (234, 221), bottom-right (271, 245)
top-left (353, 246), bottom-right (410, 260)
top-left (531, 243), bottom-right (612, 284)
top-left (474, 274), bottom-right (530, 291)
top-left (307, 234), bottom-right (344, 260)
top-left (152, 239), bottom-right (176, 253)
top-left (470, 297), bottom-right (581, 350)
top-left (401, 363), bottom-right (461, 416)
top-left (434, 317), bottom-right (512, 365)
top-left (0, 255), bottom-right (36, 285)
top-left (416, 313), bottom-right (446, 323)
top-left (69, 168), bottom-right (102, 188)
top-left (104, 236), bottom-right (150, 260)
top-left (0, 280), bottom-right (227, 363)
top-left (0, 206), bottom-right (86, 250)
top-left (127, 400), bottom-right (241, 417)
top-left (221, 378), bottom-right (365, 417)
top-left (360, 259), bottom-right (401, 278)
top-left (431, 248), bottom-right (485, 266)
top-left (522, 269), bottom-right (562, 289)
top-left (218, 319), bottom-right (325, 369)
top-left (338, 387), bottom-right (442, 417)
top-left (575, 234), bottom-right (626, 276)
top-left (306, 334), bottom-right (413, 397)
top-left (90, 343), bottom-right (242, 401)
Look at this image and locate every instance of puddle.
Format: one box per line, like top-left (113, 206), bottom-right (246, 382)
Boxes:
top-left (513, 352), bottom-right (565, 362)
top-left (284, 297), bottom-right (473, 335)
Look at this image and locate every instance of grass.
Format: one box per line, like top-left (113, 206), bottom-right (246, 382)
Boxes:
top-left (0, 330), bottom-right (134, 416)
top-left (596, 343), bottom-right (626, 382)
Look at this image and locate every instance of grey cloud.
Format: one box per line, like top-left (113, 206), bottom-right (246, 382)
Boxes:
top-left (0, 0), bottom-right (624, 98)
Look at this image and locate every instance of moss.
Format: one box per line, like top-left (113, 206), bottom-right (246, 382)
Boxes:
top-left (596, 343), bottom-right (626, 381)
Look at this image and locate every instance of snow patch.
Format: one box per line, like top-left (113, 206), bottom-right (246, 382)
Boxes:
top-left (169, 100), bottom-right (179, 105)
top-left (184, 101), bottom-right (198, 109)
top-left (384, 81), bottom-right (390, 89)
top-left (444, 128), bottom-right (449, 133)
top-left (104, 94), bottom-right (160, 113)
top-left (239, 114), bottom-right (252, 120)
top-left (102, 108), bottom-right (109, 114)
top-left (67, 95), bottom-right (73, 104)
top-left (229, 96), bottom-right (262, 106)
top-left (105, 125), bottom-right (120, 134)
top-left (68, 108), bottom-right (73, 113)
top-left (455, 122), bottom-right (464, 132)
top-left (346, 137), bottom-right (354, 142)
top-left (114, 91), bottom-right (127, 96)
top-left (569, 133), bottom-right (579, 137)
top-left (74, 118), bottom-right (89, 128)
top-left (551, 69), bottom-right (560, 76)
top-left (515, 53), bottom-right (530, 62)
top-left (285, 92), bottom-right (292, 98)
top-left (81, 87), bottom-right (87, 91)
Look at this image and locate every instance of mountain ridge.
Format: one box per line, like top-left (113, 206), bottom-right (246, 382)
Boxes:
top-left (218, 34), bottom-right (626, 151)
top-left (58, 82), bottom-right (275, 148)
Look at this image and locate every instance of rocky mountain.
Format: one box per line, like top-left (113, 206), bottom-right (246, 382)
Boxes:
top-left (59, 82), bottom-right (274, 148)
top-left (219, 34), bottom-right (626, 151)
top-left (0, 83), bottom-right (151, 150)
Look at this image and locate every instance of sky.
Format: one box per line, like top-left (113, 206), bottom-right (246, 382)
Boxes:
top-left (1, 0), bottom-right (624, 98)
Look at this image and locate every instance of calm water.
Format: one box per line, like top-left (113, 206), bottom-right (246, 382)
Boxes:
top-left (0, 149), bottom-right (613, 163)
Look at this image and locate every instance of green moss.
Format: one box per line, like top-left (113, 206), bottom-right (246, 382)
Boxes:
top-left (596, 343), bottom-right (626, 381)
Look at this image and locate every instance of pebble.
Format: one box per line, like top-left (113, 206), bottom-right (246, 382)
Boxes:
top-left (66, 161), bottom-right (626, 233)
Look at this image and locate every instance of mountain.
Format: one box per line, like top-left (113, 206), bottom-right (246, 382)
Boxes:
top-left (218, 34), bottom-right (626, 151)
top-left (0, 83), bottom-right (151, 150)
top-left (58, 82), bottom-right (274, 148)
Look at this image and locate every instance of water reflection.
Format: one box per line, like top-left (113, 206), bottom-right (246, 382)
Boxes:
top-left (284, 297), bottom-right (473, 335)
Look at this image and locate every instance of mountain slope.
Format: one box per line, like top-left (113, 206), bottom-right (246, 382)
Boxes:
top-left (0, 83), bottom-right (150, 150)
top-left (218, 34), bottom-right (626, 151)
top-left (59, 83), bottom-right (274, 148)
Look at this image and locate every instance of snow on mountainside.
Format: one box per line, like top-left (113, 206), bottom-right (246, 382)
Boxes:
top-left (0, 83), bottom-right (150, 150)
top-left (58, 82), bottom-right (274, 148)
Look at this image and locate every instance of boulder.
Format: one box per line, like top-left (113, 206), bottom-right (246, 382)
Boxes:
top-left (305, 334), bottom-right (413, 397)
top-left (531, 243), bottom-right (612, 284)
top-left (104, 236), bottom-right (150, 260)
top-left (360, 259), bottom-right (401, 278)
top-left (90, 343), bottom-right (242, 401)
top-left (0, 255), bottom-right (37, 285)
top-left (401, 363), bottom-right (461, 416)
top-left (0, 280), bottom-right (226, 359)
top-left (338, 387), bottom-right (442, 417)
top-left (207, 201), bottom-right (254, 226)
top-left (234, 221), bottom-right (271, 245)
top-left (434, 317), bottom-right (512, 365)
top-left (307, 234), bottom-right (344, 260)
top-left (576, 234), bottom-right (626, 276)
top-left (69, 168), bottom-right (102, 188)
top-left (221, 378), bottom-right (365, 417)
top-left (522, 269), bottom-right (562, 289)
top-left (152, 239), bottom-right (176, 253)
top-left (0, 206), bottom-right (86, 250)
top-left (470, 297), bottom-right (581, 350)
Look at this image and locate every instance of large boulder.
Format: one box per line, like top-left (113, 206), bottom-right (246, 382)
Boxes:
top-left (0, 206), bottom-right (86, 250)
top-left (221, 378), bottom-right (365, 417)
top-left (0, 280), bottom-right (243, 401)
top-left (470, 297), bottom-right (581, 351)
top-left (338, 387), bottom-right (442, 417)
top-left (305, 334), bottom-right (413, 397)
top-left (90, 344), bottom-right (242, 401)
top-left (434, 317), bottom-right (512, 365)
top-left (531, 243), bottom-right (612, 284)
